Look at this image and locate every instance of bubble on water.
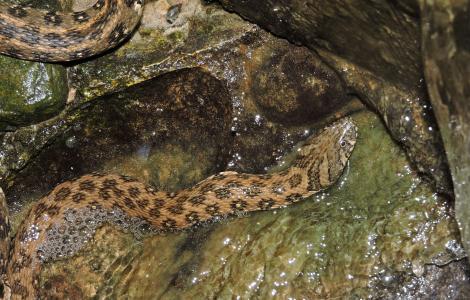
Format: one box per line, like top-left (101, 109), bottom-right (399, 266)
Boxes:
top-left (65, 136), bottom-right (77, 148)
top-left (36, 206), bottom-right (157, 262)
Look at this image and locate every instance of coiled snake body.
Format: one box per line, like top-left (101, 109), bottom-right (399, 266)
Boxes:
top-left (0, 0), bottom-right (143, 62)
top-left (0, 1), bottom-right (358, 299)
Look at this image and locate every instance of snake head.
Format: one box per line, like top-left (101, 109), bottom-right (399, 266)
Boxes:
top-left (294, 117), bottom-right (357, 191)
top-left (335, 117), bottom-right (357, 168)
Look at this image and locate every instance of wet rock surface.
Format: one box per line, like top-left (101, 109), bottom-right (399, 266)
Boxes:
top-left (421, 0), bottom-right (470, 263)
top-left (218, 0), bottom-right (453, 195)
top-left (6, 68), bottom-right (233, 214)
top-left (249, 41), bottom-right (347, 125)
top-left (0, 187), bottom-right (9, 291)
top-left (218, 0), bottom-right (422, 87)
top-left (0, 56), bottom-right (68, 130)
top-left (0, 0), bottom-right (355, 189)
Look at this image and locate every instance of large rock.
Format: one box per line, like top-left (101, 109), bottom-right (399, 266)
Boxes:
top-left (218, 0), bottom-right (452, 194)
top-left (1, 1), bottom-right (352, 188)
top-left (420, 0), bottom-right (470, 262)
top-left (248, 42), bottom-right (347, 125)
top-left (6, 68), bottom-right (233, 212)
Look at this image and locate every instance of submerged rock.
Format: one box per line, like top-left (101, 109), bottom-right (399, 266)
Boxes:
top-left (6, 68), bottom-right (233, 214)
top-left (36, 111), bottom-right (467, 298)
top-left (1, 0), bottom-right (354, 191)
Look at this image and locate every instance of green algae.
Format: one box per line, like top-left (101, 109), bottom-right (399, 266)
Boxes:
top-left (37, 111), bottom-right (464, 298)
top-left (0, 56), bottom-right (68, 129)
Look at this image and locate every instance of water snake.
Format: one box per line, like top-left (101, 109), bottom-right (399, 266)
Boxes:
top-left (0, 118), bottom-right (356, 299)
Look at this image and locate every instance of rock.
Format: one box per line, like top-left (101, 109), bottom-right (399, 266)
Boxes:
top-left (6, 68), bottom-right (233, 213)
top-left (420, 0), bottom-right (470, 263)
top-left (35, 111), bottom-right (467, 298)
top-left (218, 0), bottom-right (453, 194)
top-left (248, 40), bottom-right (348, 125)
top-left (0, 187), bottom-right (9, 299)
top-left (0, 56), bottom-right (68, 130)
top-left (218, 0), bottom-right (421, 88)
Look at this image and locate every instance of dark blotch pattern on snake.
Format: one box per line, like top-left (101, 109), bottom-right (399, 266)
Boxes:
top-left (0, 0), bottom-right (143, 62)
top-left (0, 118), bottom-right (356, 299)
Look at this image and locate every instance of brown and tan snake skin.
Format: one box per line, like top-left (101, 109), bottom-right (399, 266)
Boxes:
top-left (0, 118), bottom-right (357, 299)
top-left (0, 0), bottom-right (143, 62)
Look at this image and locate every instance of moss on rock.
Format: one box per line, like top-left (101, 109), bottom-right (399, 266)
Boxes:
top-left (0, 56), bottom-right (68, 129)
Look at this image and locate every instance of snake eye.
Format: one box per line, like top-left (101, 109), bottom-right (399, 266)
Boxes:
top-left (340, 140), bottom-right (347, 148)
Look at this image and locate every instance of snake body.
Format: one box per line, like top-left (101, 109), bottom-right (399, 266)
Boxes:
top-left (1, 118), bottom-right (357, 299)
top-left (0, 0), bottom-right (143, 62)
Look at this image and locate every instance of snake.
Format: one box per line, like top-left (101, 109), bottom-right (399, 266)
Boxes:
top-left (0, 1), bottom-right (357, 298)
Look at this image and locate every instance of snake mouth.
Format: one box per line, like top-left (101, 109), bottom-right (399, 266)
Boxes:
top-left (133, 0), bottom-right (144, 11)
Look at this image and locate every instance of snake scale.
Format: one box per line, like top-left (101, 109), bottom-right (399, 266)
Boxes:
top-left (0, 1), bottom-right (358, 299)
